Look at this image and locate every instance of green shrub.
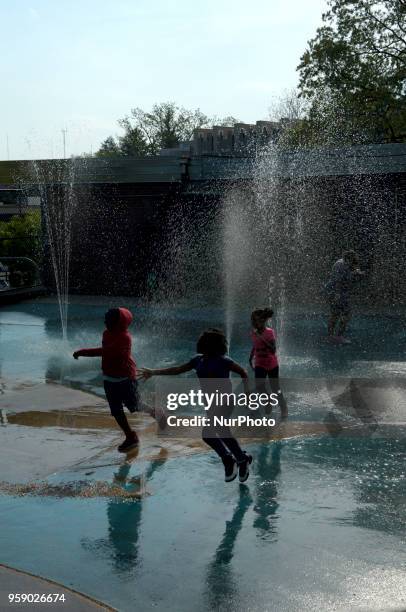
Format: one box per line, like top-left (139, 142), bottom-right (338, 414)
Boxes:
top-left (0, 210), bottom-right (42, 260)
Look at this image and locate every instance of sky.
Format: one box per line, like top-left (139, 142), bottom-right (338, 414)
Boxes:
top-left (0, 0), bottom-right (327, 160)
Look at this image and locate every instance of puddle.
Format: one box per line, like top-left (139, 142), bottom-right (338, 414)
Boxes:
top-left (6, 409), bottom-right (157, 431)
top-left (6, 409), bottom-right (345, 439)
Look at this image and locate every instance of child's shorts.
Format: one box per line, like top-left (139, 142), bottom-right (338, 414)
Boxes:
top-left (254, 366), bottom-right (280, 395)
top-left (329, 297), bottom-right (351, 316)
top-left (254, 366), bottom-right (279, 379)
top-left (103, 379), bottom-right (139, 416)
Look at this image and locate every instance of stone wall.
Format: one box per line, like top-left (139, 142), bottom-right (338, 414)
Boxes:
top-left (192, 120), bottom-right (286, 155)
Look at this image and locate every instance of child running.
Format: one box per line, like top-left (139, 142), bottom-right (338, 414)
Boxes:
top-left (73, 307), bottom-right (140, 453)
top-left (139, 328), bottom-right (253, 483)
top-left (249, 307), bottom-right (288, 418)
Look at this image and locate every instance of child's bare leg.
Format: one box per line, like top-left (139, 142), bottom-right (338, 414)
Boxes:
top-left (255, 369), bottom-right (271, 415)
top-left (337, 313), bottom-right (351, 336)
top-left (105, 382), bottom-right (138, 440)
top-left (254, 366), bottom-right (268, 389)
top-left (113, 408), bottom-right (137, 439)
top-left (328, 313), bottom-right (339, 336)
top-left (269, 375), bottom-right (288, 417)
top-left (255, 379), bottom-right (267, 394)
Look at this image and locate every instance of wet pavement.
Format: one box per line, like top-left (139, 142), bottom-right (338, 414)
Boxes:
top-left (0, 381), bottom-right (405, 611)
top-left (0, 301), bottom-right (405, 610)
top-left (0, 380), bottom-right (344, 487)
top-left (0, 564), bottom-right (114, 611)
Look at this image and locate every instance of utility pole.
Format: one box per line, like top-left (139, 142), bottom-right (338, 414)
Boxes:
top-left (6, 134), bottom-right (10, 160)
top-left (61, 128), bottom-right (67, 158)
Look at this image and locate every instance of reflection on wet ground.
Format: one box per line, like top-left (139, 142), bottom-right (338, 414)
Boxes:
top-left (2, 399), bottom-right (349, 499)
top-left (6, 407), bottom-right (345, 438)
top-left (1, 430), bottom-right (403, 611)
top-left (7, 408), bottom-right (144, 430)
top-left (1, 412), bottom-right (405, 610)
top-left (0, 478), bottom-right (146, 499)
top-left (0, 302), bottom-right (405, 610)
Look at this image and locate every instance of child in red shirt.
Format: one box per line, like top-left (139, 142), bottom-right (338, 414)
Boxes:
top-left (73, 307), bottom-right (139, 452)
top-left (249, 307), bottom-right (288, 418)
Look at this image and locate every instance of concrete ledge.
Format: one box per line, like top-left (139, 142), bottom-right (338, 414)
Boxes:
top-left (0, 286), bottom-right (48, 306)
top-left (0, 564), bottom-right (115, 611)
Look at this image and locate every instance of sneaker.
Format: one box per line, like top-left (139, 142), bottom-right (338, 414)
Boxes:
top-left (327, 335), bottom-right (339, 343)
top-left (222, 455), bottom-right (237, 482)
top-left (330, 335), bottom-right (351, 345)
top-left (118, 433), bottom-right (139, 453)
top-left (238, 452), bottom-right (253, 483)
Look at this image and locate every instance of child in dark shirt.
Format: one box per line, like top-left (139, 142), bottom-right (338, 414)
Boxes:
top-left (140, 328), bottom-right (253, 483)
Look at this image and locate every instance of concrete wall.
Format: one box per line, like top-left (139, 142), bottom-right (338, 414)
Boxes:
top-left (41, 171), bottom-right (405, 304)
top-left (0, 144), bottom-right (404, 303)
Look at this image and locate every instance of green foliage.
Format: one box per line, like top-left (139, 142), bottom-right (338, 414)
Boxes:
top-left (95, 136), bottom-right (121, 158)
top-left (116, 121), bottom-right (149, 156)
top-left (128, 102), bottom-right (210, 154)
top-left (0, 210), bottom-right (42, 260)
top-left (95, 102), bottom-right (240, 157)
top-left (297, 0), bottom-right (406, 144)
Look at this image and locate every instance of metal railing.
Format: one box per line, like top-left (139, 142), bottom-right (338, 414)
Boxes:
top-left (0, 257), bottom-right (42, 291)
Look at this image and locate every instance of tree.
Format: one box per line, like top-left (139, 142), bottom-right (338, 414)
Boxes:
top-left (297, 0), bottom-right (406, 143)
top-left (116, 121), bottom-right (149, 156)
top-left (96, 136), bottom-right (121, 158)
top-left (268, 88), bottom-right (309, 122)
top-left (96, 129), bottom-right (148, 158)
top-left (210, 115), bottom-right (240, 127)
top-left (266, 89), bottom-right (312, 147)
top-left (125, 102), bottom-right (211, 154)
top-left (95, 104), bottom-right (242, 157)
top-left (0, 210), bottom-right (42, 259)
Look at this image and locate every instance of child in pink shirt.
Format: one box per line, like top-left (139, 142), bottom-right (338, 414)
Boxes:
top-left (249, 307), bottom-right (288, 417)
